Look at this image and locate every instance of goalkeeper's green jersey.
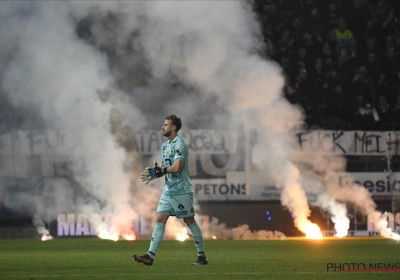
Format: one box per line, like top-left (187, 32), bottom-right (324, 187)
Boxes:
top-left (161, 135), bottom-right (193, 196)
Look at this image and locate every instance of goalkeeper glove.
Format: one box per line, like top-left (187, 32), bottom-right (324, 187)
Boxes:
top-left (149, 161), bottom-right (167, 178)
top-left (140, 167), bottom-right (154, 185)
top-left (140, 161), bottom-right (167, 185)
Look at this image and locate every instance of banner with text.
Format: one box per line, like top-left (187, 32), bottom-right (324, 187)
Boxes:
top-left (295, 131), bottom-right (399, 155)
top-left (134, 130), bottom-right (237, 154)
top-left (193, 172), bottom-right (400, 201)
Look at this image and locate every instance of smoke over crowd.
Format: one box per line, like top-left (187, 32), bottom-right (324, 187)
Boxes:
top-left (0, 1), bottom-right (396, 240)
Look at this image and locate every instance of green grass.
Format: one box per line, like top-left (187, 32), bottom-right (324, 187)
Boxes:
top-left (0, 237), bottom-right (399, 280)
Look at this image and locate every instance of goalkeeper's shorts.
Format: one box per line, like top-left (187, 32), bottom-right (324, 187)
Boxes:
top-left (157, 192), bottom-right (195, 218)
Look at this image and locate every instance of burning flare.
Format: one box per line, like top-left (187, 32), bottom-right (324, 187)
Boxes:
top-left (369, 211), bottom-right (400, 241)
top-left (333, 217), bottom-right (350, 238)
top-left (122, 232), bottom-right (136, 241)
top-left (305, 222), bottom-right (323, 239)
top-left (97, 229), bottom-right (137, 241)
top-left (38, 226), bottom-right (53, 241)
top-left (41, 234), bottom-right (54, 241)
top-left (176, 228), bottom-right (189, 242)
top-left (94, 217), bottom-right (137, 241)
top-left (98, 230), bottom-right (119, 241)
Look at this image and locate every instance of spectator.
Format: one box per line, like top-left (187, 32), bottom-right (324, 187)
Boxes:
top-left (275, 29), bottom-right (294, 75)
top-left (285, 84), bottom-right (303, 106)
top-left (276, 29), bottom-right (295, 57)
top-left (351, 66), bottom-right (376, 104)
top-left (303, 0), bottom-right (317, 19)
top-left (325, 2), bottom-right (344, 33)
top-left (363, 19), bottom-right (381, 46)
top-left (336, 47), bottom-right (355, 82)
top-left (385, 35), bottom-right (398, 52)
top-left (322, 30), bottom-right (338, 69)
top-left (354, 100), bottom-right (379, 130)
top-left (334, 18), bottom-right (353, 49)
top-left (365, 52), bottom-right (383, 85)
top-left (290, 47), bottom-right (309, 81)
top-left (264, 1), bottom-right (281, 27)
top-left (361, 37), bottom-right (379, 58)
top-left (369, 0), bottom-right (394, 34)
top-left (325, 84), bottom-right (349, 130)
top-left (346, 0), bottom-right (369, 43)
top-left (301, 31), bottom-right (322, 62)
top-left (323, 68), bottom-right (341, 90)
top-left (305, 5), bottom-right (325, 38)
top-left (376, 95), bottom-right (393, 130)
top-left (291, 17), bottom-right (305, 43)
top-left (382, 47), bottom-right (399, 81)
top-left (375, 73), bottom-right (391, 102)
top-left (348, 38), bottom-right (360, 58)
top-left (325, 29), bottom-right (338, 52)
top-left (348, 38), bottom-right (361, 65)
top-left (294, 66), bottom-right (315, 104)
top-left (392, 15), bottom-right (400, 46)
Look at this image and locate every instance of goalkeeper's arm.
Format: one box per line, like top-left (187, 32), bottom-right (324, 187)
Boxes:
top-left (140, 161), bottom-right (166, 184)
top-left (140, 160), bottom-right (184, 184)
top-left (150, 160), bottom-right (183, 177)
top-left (163, 159), bottom-right (184, 173)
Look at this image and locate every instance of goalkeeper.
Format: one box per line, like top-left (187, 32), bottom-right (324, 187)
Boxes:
top-left (133, 114), bottom-right (208, 266)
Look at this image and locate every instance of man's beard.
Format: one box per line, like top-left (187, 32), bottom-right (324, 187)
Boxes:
top-left (163, 131), bottom-right (171, 137)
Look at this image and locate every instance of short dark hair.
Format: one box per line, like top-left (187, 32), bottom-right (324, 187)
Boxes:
top-left (165, 114), bottom-right (182, 132)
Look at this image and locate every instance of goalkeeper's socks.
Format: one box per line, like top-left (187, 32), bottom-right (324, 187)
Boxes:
top-left (148, 223), bottom-right (166, 255)
top-left (147, 251), bottom-right (155, 259)
top-left (188, 222), bottom-right (205, 254)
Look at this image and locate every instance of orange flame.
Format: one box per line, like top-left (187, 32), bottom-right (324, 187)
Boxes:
top-left (121, 232), bottom-right (136, 241)
top-left (176, 228), bottom-right (188, 241)
top-left (98, 231), bottom-right (119, 241)
top-left (41, 235), bottom-right (53, 241)
top-left (305, 223), bottom-right (323, 239)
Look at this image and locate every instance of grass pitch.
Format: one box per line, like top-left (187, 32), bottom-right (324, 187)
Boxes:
top-left (0, 237), bottom-right (399, 280)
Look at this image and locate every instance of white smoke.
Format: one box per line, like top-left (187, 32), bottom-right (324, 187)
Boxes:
top-left (0, 1), bottom-right (394, 241)
top-left (0, 1), bottom-right (139, 238)
top-left (0, 0), bottom-right (322, 239)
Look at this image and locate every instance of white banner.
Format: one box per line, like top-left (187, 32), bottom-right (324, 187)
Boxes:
top-left (295, 130), bottom-right (400, 155)
top-left (0, 130), bottom-right (238, 177)
top-left (193, 172), bottom-right (280, 201)
top-left (134, 130), bottom-right (237, 154)
top-left (194, 172), bottom-right (400, 201)
top-left (337, 172), bottom-right (400, 199)
top-left (192, 179), bottom-right (245, 201)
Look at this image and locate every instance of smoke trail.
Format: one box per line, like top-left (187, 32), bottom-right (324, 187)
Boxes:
top-left (0, 1), bottom-right (317, 238)
top-left (0, 2), bottom-right (138, 238)
top-left (295, 140), bottom-right (398, 238)
top-left (113, 1), bottom-right (318, 236)
top-left (325, 171), bottom-right (399, 239)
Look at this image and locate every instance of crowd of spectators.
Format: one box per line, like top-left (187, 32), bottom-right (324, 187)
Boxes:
top-left (254, 0), bottom-right (400, 131)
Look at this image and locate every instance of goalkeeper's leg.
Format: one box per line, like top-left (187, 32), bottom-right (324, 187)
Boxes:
top-left (173, 193), bottom-right (207, 265)
top-left (133, 193), bottom-right (171, 265)
top-left (185, 218), bottom-right (208, 265)
top-left (132, 213), bottom-right (168, 266)
top-left (148, 213), bottom-right (169, 257)
top-left (147, 194), bottom-right (172, 258)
